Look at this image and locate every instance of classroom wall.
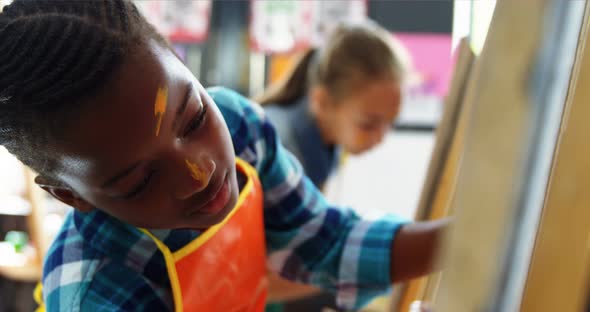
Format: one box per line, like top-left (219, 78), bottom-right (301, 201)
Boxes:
top-left (187, 0), bottom-right (455, 96)
top-left (369, 0), bottom-right (453, 33)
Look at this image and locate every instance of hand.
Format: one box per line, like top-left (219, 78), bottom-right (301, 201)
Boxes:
top-left (390, 218), bottom-right (452, 282)
top-left (410, 300), bottom-right (433, 312)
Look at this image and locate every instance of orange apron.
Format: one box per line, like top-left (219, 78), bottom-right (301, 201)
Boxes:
top-left (143, 158), bottom-right (267, 312)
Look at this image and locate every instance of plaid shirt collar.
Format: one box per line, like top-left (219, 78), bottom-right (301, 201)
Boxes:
top-left (73, 209), bottom-right (200, 274)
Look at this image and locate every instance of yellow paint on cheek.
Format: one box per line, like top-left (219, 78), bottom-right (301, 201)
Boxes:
top-left (154, 86), bottom-right (168, 136)
top-left (185, 159), bottom-right (207, 184)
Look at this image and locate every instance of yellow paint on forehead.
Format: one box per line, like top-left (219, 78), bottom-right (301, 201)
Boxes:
top-left (185, 159), bottom-right (207, 184)
top-left (154, 86), bottom-right (168, 136)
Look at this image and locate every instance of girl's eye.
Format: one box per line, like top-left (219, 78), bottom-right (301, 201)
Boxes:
top-left (183, 104), bottom-right (208, 137)
top-left (122, 170), bottom-right (155, 199)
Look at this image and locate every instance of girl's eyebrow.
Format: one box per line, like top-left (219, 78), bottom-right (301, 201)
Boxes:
top-left (172, 82), bottom-right (193, 129)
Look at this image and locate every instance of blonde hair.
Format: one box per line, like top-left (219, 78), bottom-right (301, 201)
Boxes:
top-left (256, 20), bottom-right (410, 106)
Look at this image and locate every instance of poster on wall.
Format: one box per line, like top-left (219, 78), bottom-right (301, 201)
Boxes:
top-left (135, 0), bottom-right (211, 43)
top-left (309, 0), bottom-right (367, 46)
top-left (250, 0), bottom-right (366, 54)
top-left (395, 33), bottom-right (454, 128)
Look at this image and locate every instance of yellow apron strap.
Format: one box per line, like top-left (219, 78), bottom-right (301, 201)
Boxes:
top-left (339, 151), bottom-right (349, 167)
top-left (140, 229), bottom-right (184, 312)
top-left (34, 282), bottom-right (46, 312)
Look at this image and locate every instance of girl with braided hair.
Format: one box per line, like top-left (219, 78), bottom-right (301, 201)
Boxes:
top-left (0, 1), bottom-right (447, 311)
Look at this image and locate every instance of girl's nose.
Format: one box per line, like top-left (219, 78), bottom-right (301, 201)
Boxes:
top-left (174, 156), bottom-right (216, 200)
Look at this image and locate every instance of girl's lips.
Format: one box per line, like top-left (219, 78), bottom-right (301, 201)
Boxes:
top-left (187, 173), bottom-right (230, 216)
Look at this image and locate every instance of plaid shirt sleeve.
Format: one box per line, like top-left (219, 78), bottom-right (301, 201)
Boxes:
top-left (44, 263), bottom-right (171, 312)
top-left (78, 265), bottom-right (172, 312)
top-left (210, 88), bottom-right (410, 310)
top-left (42, 214), bottom-right (173, 312)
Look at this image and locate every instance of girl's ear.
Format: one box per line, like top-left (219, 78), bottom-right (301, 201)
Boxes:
top-left (309, 85), bottom-right (335, 117)
top-left (34, 176), bottom-right (94, 213)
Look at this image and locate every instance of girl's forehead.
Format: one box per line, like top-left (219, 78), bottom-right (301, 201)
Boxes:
top-left (340, 81), bottom-right (401, 115)
top-left (103, 40), bottom-right (189, 102)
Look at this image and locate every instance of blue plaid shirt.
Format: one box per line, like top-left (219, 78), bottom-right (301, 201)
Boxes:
top-left (42, 87), bottom-right (408, 311)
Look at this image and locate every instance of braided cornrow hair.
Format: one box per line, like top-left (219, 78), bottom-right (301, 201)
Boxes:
top-left (0, 0), bottom-right (166, 179)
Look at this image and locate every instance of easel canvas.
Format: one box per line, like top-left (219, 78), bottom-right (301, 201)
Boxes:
top-left (392, 37), bottom-right (476, 312)
top-left (395, 0), bottom-right (590, 310)
top-left (406, 0), bottom-right (590, 311)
